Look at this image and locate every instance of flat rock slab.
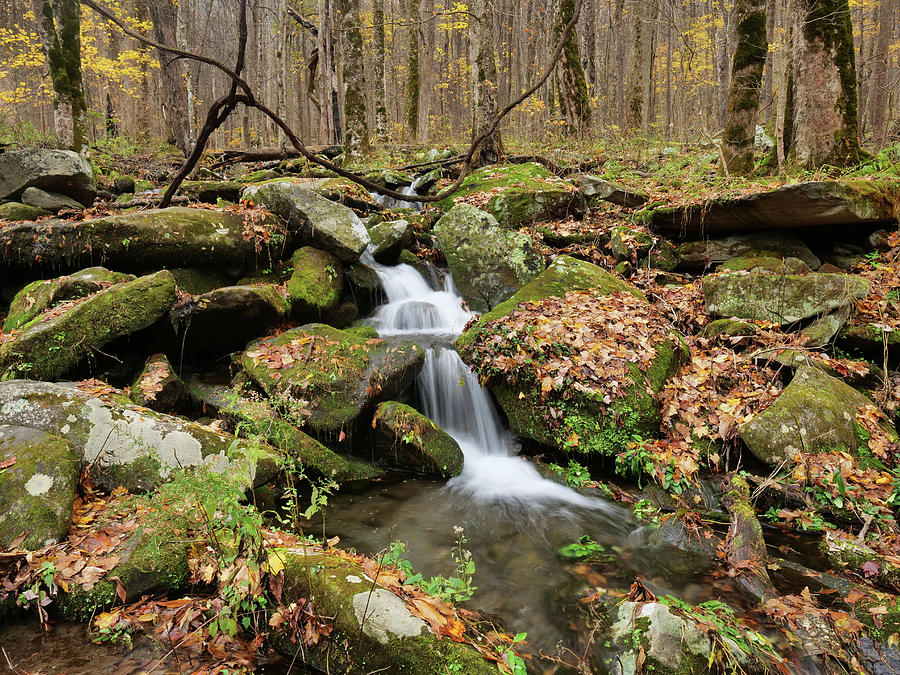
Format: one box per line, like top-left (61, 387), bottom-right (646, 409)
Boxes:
top-left (651, 180), bottom-right (900, 234)
top-left (677, 231), bottom-right (821, 271)
top-left (0, 148), bottom-right (95, 206)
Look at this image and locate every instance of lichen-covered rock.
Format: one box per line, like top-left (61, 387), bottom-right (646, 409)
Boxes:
top-left (434, 203), bottom-right (544, 312)
top-left (0, 425), bottom-right (79, 550)
top-left (371, 401), bottom-right (463, 478)
top-left (171, 284), bottom-right (290, 357)
top-left (0, 201), bottom-right (50, 221)
top-left (435, 162), bottom-right (585, 228)
top-left (242, 181), bottom-right (369, 262)
top-left (0, 271), bottom-right (176, 380)
top-left (21, 187), bottom-right (83, 213)
top-left (703, 272), bottom-right (869, 324)
top-left (285, 246), bottom-right (343, 319)
top-left (130, 353), bottom-right (190, 413)
top-left (0, 148), bottom-right (96, 206)
top-left (4, 266), bottom-right (136, 331)
top-left (240, 324), bottom-right (424, 440)
top-left (0, 207), bottom-right (287, 274)
top-left (574, 174), bottom-right (649, 208)
top-left (369, 219), bottom-right (414, 264)
top-left (739, 364), bottom-right (898, 465)
top-left (0, 380), bottom-right (278, 494)
top-left (676, 232), bottom-right (821, 271)
top-left (700, 318), bottom-right (759, 341)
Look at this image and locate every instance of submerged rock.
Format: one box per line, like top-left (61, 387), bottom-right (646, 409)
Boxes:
top-left (371, 401), bottom-right (463, 478)
top-left (434, 203), bottom-right (544, 312)
top-left (0, 271), bottom-right (176, 381)
top-left (0, 148), bottom-right (96, 206)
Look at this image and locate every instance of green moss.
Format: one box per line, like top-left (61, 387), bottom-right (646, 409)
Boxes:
top-left (372, 401), bottom-right (463, 477)
top-left (0, 202), bottom-right (50, 221)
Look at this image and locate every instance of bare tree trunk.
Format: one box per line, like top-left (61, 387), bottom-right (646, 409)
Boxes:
top-left (404, 0), bottom-right (420, 141)
top-left (372, 0), bottom-right (387, 138)
top-left (338, 0), bottom-right (369, 161)
top-left (470, 0), bottom-right (504, 165)
top-left (868, 0), bottom-right (895, 148)
top-left (148, 0), bottom-right (193, 156)
top-left (555, 0), bottom-right (591, 134)
top-left (624, 0), bottom-right (655, 130)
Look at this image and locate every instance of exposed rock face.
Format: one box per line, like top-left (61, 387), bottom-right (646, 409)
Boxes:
top-left (434, 203), bottom-right (545, 312)
top-left (371, 401), bottom-right (464, 478)
top-left (676, 232), bottom-right (821, 270)
top-left (0, 380), bottom-right (278, 494)
top-left (702, 272), bottom-right (869, 324)
top-left (240, 324), bottom-right (425, 439)
top-left (0, 149), bottom-right (96, 206)
top-left (651, 180), bottom-right (900, 234)
top-left (739, 365), bottom-right (898, 465)
top-left (0, 208), bottom-right (286, 274)
top-left (130, 353), bottom-right (190, 413)
top-left (0, 425), bottom-right (79, 550)
top-left (0, 271), bottom-right (176, 380)
top-left (242, 181), bottom-right (369, 262)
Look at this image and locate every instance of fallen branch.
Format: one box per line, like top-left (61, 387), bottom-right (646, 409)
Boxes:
top-left (210, 146), bottom-right (342, 169)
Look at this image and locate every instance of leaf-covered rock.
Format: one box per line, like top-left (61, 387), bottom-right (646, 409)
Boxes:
top-left (130, 353), bottom-right (190, 413)
top-left (371, 401), bottom-right (463, 478)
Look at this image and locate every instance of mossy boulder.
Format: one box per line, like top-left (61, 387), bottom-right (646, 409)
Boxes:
top-left (719, 255), bottom-right (811, 274)
top-left (0, 202), bottom-right (50, 221)
top-left (240, 324), bottom-right (425, 440)
top-left (371, 401), bottom-right (463, 478)
top-left (0, 207), bottom-right (287, 275)
top-left (676, 232), bottom-right (821, 271)
top-left (241, 181), bottom-right (369, 262)
top-left (174, 180), bottom-right (243, 204)
top-left (169, 267), bottom-right (231, 294)
top-left (369, 219), bottom-right (414, 264)
top-left (739, 364), bottom-right (898, 465)
top-left (4, 266), bottom-right (136, 331)
top-left (285, 246), bottom-right (343, 319)
top-left (435, 162), bottom-right (585, 227)
top-left (0, 425), bottom-right (79, 550)
top-left (703, 272), bottom-right (869, 324)
top-left (0, 380), bottom-right (279, 494)
top-left (130, 353), bottom-right (190, 413)
top-left (700, 318), bottom-right (759, 341)
top-left (609, 226), bottom-right (677, 272)
top-left (574, 174), bottom-right (649, 208)
top-left (839, 322), bottom-right (900, 363)
top-left (0, 148), bottom-right (96, 206)
top-left (272, 549), bottom-right (497, 674)
top-left (433, 203), bottom-right (545, 312)
top-left (0, 271), bottom-right (176, 381)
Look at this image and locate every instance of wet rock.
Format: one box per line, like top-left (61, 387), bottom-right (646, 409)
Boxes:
top-left (4, 266), bottom-right (135, 331)
top-left (0, 148), bottom-right (96, 206)
top-left (242, 181), bottom-right (369, 262)
top-left (130, 353), bottom-right (189, 413)
top-left (0, 425), bottom-right (79, 550)
top-left (0, 380), bottom-right (278, 494)
top-left (676, 232), bottom-right (821, 271)
top-left (574, 174), bottom-right (649, 208)
top-left (371, 401), bottom-right (463, 478)
top-left (369, 219), bottom-right (414, 264)
top-left (434, 203), bottom-right (545, 312)
top-left (345, 260), bottom-right (384, 315)
top-left (0, 202), bottom-right (50, 221)
top-left (285, 246), bottom-right (343, 319)
top-left (0, 271), bottom-right (176, 381)
top-left (702, 272), bottom-right (869, 324)
top-left (0, 207), bottom-right (287, 275)
top-left (240, 323), bottom-right (425, 440)
top-left (21, 187), bottom-right (83, 213)
top-left (740, 364), bottom-right (898, 465)
top-left (651, 180), bottom-right (900, 234)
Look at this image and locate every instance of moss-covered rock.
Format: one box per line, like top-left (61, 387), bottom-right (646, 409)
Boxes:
top-left (173, 180), bottom-right (243, 204)
top-left (573, 174), bottom-right (649, 208)
top-left (718, 255), bottom-right (811, 274)
top-left (4, 266), bottom-right (135, 332)
top-left (285, 246), bottom-right (343, 320)
top-left (371, 401), bottom-right (463, 478)
top-left (0, 202), bottom-right (50, 221)
top-left (703, 271), bottom-right (869, 324)
top-left (272, 549), bottom-right (497, 674)
top-left (0, 207), bottom-right (287, 275)
top-left (0, 425), bottom-right (79, 550)
top-left (0, 380), bottom-right (279, 494)
top-left (369, 219), bottom-right (414, 264)
top-left (0, 271), bottom-right (176, 381)
top-left (242, 181), bottom-right (369, 262)
top-left (344, 260), bottom-right (384, 315)
top-left (433, 203), bottom-right (545, 312)
top-left (676, 232), bottom-right (821, 271)
top-left (130, 353), bottom-right (190, 413)
top-left (821, 530), bottom-right (900, 593)
top-left (740, 364), bottom-right (898, 465)
top-left (435, 162), bottom-right (585, 228)
top-left (240, 324), bottom-right (424, 440)
top-left (700, 318), bottom-right (759, 341)
top-left (239, 169), bottom-right (281, 183)
top-left (169, 267), bottom-right (231, 294)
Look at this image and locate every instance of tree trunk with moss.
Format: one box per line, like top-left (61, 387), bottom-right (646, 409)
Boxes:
top-left (624, 0), bottom-right (655, 130)
top-left (29, 0), bottom-right (87, 150)
top-left (372, 0), bottom-right (387, 138)
top-left (404, 0), bottom-right (420, 141)
top-left (555, 0), bottom-right (591, 135)
top-left (469, 0), bottom-right (504, 167)
top-left (147, 0), bottom-right (192, 157)
top-left (790, 0), bottom-right (860, 168)
top-left (722, 0), bottom-right (768, 174)
top-left (337, 0), bottom-right (369, 162)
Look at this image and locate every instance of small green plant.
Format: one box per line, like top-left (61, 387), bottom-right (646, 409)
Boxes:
top-left (557, 535), bottom-right (613, 562)
top-left (18, 560), bottom-right (58, 627)
top-left (548, 459), bottom-right (591, 488)
top-left (497, 632), bottom-right (528, 675)
top-left (633, 499), bottom-right (662, 525)
top-left (382, 526), bottom-right (477, 604)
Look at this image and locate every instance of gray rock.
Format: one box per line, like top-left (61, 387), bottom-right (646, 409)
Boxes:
top-left (369, 219), bottom-right (414, 264)
top-left (21, 187), bottom-right (83, 213)
top-left (574, 174), bottom-right (649, 208)
top-left (677, 232), bottom-right (821, 271)
top-left (0, 148), bottom-right (95, 206)
top-left (113, 176), bottom-right (136, 195)
top-left (130, 353), bottom-right (190, 413)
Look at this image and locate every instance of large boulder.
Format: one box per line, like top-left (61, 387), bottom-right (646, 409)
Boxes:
top-left (242, 181), bottom-right (369, 261)
top-left (371, 401), bottom-right (464, 478)
top-left (0, 380), bottom-right (278, 494)
top-left (240, 324), bottom-right (425, 440)
top-left (435, 162), bottom-right (586, 228)
top-left (703, 272), bottom-right (869, 324)
top-left (0, 425), bottom-right (79, 550)
top-left (369, 219), bottom-right (414, 264)
top-left (285, 246), bottom-right (343, 319)
top-left (0, 271), bottom-right (176, 380)
top-left (740, 364), bottom-right (898, 465)
top-left (0, 148), bottom-right (96, 206)
top-left (651, 179), bottom-right (900, 234)
top-left (456, 256), bottom-right (685, 456)
top-left (676, 232), bottom-right (821, 271)
top-left (0, 207), bottom-right (287, 275)
top-left (433, 203), bottom-right (544, 312)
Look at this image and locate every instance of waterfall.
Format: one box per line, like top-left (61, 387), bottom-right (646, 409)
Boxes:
top-left (363, 251), bottom-right (600, 506)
